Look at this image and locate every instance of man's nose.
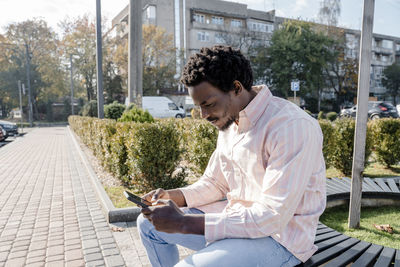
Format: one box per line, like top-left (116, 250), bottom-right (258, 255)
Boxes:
top-left (200, 107), bottom-right (208, 119)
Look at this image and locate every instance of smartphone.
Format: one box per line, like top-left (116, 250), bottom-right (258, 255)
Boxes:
top-left (124, 191), bottom-right (150, 208)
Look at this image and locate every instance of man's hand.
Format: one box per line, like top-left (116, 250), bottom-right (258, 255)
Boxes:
top-left (141, 199), bottom-right (205, 235)
top-left (142, 188), bottom-right (187, 207)
top-left (141, 199), bottom-right (185, 233)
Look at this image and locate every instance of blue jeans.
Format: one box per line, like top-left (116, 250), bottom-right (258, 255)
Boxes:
top-left (137, 208), bottom-right (301, 267)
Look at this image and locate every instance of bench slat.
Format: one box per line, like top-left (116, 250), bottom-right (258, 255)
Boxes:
top-left (327, 178), bottom-right (351, 192)
top-left (314, 231), bottom-right (342, 243)
top-left (395, 249), bottom-right (400, 267)
top-left (342, 176), bottom-right (376, 192)
top-left (332, 178), bottom-right (352, 191)
top-left (323, 241), bottom-right (370, 267)
top-left (373, 246), bottom-right (396, 267)
top-left (351, 244), bottom-right (383, 267)
top-left (316, 228), bottom-right (335, 236)
top-left (375, 179), bottom-right (392, 192)
top-left (316, 235), bottom-right (350, 252)
top-left (364, 177), bottom-right (384, 192)
top-left (303, 238), bottom-right (359, 267)
top-left (388, 179), bottom-right (400, 193)
top-left (326, 183), bottom-right (347, 194)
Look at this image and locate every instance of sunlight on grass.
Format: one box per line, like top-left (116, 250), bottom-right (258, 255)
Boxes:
top-left (326, 163), bottom-right (400, 178)
top-left (104, 186), bottom-right (144, 209)
top-left (320, 205), bottom-right (400, 249)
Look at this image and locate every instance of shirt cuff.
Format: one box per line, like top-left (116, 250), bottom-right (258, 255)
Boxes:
top-left (204, 213), bottom-right (227, 244)
top-left (179, 187), bottom-right (201, 208)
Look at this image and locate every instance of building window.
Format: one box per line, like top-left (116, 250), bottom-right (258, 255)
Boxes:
top-left (197, 31), bottom-right (210, 42)
top-left (215, 33), bottom-right (225, 44)
top-left (231, 19), bottom-right (242, 28)
top-left (248, 21), bottom-right (274, 33)
top-left (143, 5), bottom-right (156, 25)
top-left (194, 14), bottom-right (205, 23)
top-left (381, 40), bottom-right (393, 49)
top-left (211, 16), bottom-right (224, 25)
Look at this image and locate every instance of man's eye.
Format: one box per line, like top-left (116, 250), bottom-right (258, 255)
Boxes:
top-left (205, 103), bottom-right (214, 107)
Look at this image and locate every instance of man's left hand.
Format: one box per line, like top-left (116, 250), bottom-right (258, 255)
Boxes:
top-left (141, 199), bottom-right (185, 233)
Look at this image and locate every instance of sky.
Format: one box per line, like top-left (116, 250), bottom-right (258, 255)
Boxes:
top-left (0, 0), bottom-right (399, 37)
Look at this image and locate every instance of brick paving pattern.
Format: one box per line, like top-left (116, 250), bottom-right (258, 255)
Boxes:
top-left (0, 127), bottom-right (125, 267)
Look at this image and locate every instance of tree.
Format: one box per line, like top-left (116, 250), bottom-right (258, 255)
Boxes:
top-left (0, 19), bottom-right (67, 119)
top-left (382, 63), bottom-right (400, 105)
top-left (60, 15), bottom-right (98, 101)
top-left (266, 20), bottom-right (334, 111)
top-left (112, 25), bottom-right (178, 96)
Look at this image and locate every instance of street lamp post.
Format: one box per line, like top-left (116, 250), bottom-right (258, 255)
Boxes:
top-left (95, 0), bottom-right (104, 119)
top-left (69, 54), bottom-right (75, 115)
top-left (25, 44), bottom-right (33, 127)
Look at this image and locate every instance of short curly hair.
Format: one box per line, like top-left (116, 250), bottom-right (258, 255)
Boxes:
top-left (180, 45), bottom-right (253, 92)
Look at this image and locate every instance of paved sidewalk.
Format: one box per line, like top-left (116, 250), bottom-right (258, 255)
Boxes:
top-left (0, 127), bottom-right (125, 267)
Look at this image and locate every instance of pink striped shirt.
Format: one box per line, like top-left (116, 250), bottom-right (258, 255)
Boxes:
top-left (180, 85), bottom-right (326, 262)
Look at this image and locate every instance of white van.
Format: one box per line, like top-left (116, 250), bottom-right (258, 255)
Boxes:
top-left (142, 96), bottom-right (186, 118)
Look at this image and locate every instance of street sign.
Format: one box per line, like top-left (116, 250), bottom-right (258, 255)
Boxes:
top-left (291, 81), bottom-right (300, 92)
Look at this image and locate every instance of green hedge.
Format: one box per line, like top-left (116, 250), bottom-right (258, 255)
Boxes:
top-left (370, 118), bottom-right (400, 167)
top-left (70, 115), bottom-right (400, 189)
top-left (329, 118), bottom-right (373, 176)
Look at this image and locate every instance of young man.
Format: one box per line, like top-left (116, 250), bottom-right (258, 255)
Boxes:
top-left (137, 45), bottom-right (326, 267)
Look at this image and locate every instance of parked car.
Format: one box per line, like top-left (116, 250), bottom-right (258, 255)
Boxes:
top-left (397, 104), bottom-right (400, 116)
top-left (0, 126), bottom-right (5, 142)
top-left (0, 120), bottom-right (18, 139)
top-left (339, 101), bottom-right (399, 120)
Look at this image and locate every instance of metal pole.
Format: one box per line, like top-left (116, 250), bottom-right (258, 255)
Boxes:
top-left (96, 0), bottom-right (104, 118)
top-left (128, 0), bottom-right (143, 107)
top-left (70, 54), bottom-right (74, 115)
top-left (348, 0), bottom-right (375, 229)
top-left (25, 44), bottom-right (33, 127)
top-left (17, 80), bottom-right (23, 133)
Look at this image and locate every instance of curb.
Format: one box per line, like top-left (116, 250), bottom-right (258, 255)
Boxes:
top-left (68, 126), bottom-right (141, 223)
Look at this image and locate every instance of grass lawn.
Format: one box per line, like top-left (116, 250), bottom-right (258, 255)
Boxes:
top-left (320, 205), bottom-right (400, 249)
top-left (326, 163), bottom-right (400, 178)
top-left (104, 186), bottom-right (142, 209)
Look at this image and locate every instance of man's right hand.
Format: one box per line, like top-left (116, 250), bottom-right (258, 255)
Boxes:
top-left (142, 188), bottom-right (187, 207)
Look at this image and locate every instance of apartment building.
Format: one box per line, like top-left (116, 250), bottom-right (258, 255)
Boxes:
top-left (112, 0), bottom-right (400, 102)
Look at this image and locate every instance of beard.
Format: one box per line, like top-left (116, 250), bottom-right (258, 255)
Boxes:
top-left (219, 116), bottom-right (237, 131)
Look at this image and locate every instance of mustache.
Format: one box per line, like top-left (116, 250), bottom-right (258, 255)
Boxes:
top-left (207, 117), bottom-right (218, 122)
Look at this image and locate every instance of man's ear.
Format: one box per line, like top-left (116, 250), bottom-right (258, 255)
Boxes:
top-left (233, 81), bottom-right (243, 95)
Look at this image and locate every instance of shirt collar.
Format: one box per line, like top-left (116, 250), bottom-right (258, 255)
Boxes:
top-left (237, 85), bottom-right (272, 132)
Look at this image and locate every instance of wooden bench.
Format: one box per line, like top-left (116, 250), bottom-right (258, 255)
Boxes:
top-left (300, 177), bottom-right (400, 267)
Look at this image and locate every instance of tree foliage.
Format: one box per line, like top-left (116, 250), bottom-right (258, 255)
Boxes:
top-left (382, 63), bottom-right (400, 105)
top-left (112, 25), bottom-right (178, 96)
top-left (0, 18), bottom-right (67, 118)
top-left (266, 21), bottom-right (334, 105)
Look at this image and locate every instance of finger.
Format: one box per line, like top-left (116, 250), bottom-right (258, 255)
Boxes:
top-left (141, 207), bottom-right (152, 215)
top-left (153, 199), bottom-right (170, 206)
top-left (142, 190), bottom-right (156, 202)
top-left (151, 188), bottom-right (164, 202)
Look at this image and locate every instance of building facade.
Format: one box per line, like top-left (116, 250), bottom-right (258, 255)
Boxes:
top-left (112, 0), bottom-right (400, 103)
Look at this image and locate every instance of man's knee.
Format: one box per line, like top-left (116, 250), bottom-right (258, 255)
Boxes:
top-left (137, 213), bottom-right (152, 236)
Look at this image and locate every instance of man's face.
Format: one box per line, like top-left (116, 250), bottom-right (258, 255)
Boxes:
top-left (189, 81), bottom-right (239, 131)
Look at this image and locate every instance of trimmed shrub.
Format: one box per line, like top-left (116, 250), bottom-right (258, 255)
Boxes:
top-left (119, 106), bottom-right (154, 123)
top-left (326, 112), bottom-right (338, 121)
top-left (318, 120), bottom-right (335, 169)
top-left (108, 122), bottom-right (134, 183)
top-left (318, 111), bottom-right (325, 120)
top-left (191, 107), bottom-right (201, 119)
top-left (186, 120), bottom-right (218, 175)
top-left (105, 101), bottom-right (125, 120)
top-left (330, 118), bottom-right (373, 176)
top-left (81, 100), bottom-right (98, 117)
top-left (125, 121), bottom-right (187, 191)
top-left (370, 118), bottom-right (400, 167)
